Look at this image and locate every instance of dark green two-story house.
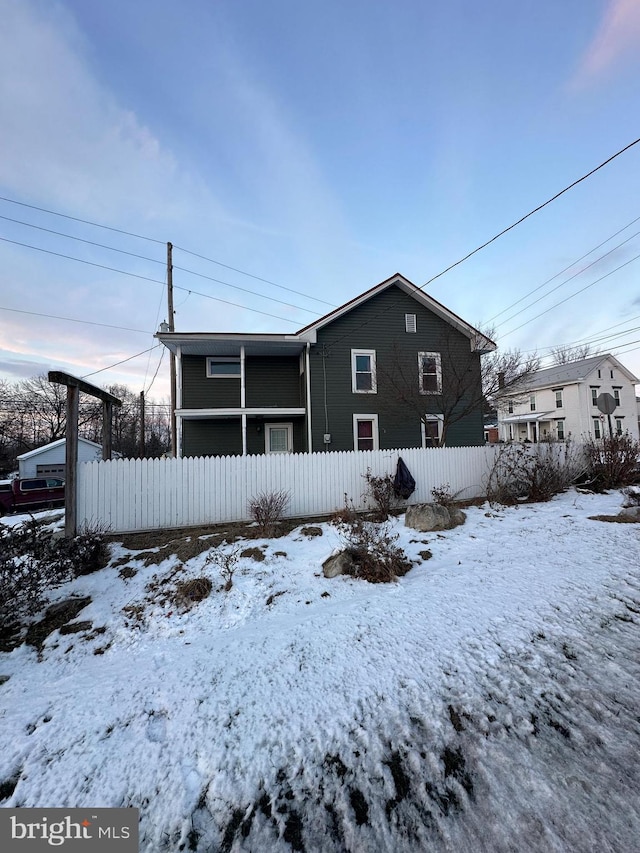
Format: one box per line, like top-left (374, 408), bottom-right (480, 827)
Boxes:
top-left (156, 274), bottom-right (496, 457)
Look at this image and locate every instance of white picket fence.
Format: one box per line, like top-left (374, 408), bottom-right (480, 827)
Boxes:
top-left (77, 445), bottom-right (500, 533)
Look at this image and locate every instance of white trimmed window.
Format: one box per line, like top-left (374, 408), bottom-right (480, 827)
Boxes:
top-left (418, 352), bottom-right (442, 394)
top-left (556, 419), bottom-right (565, 440)
top-left (207, 357), bottom-right (240, 378)
top-left (351, 350), bottom-right (377, 393)
top-left (591, 387), bottom-right (599, 406)
top-left (592, 417), bottom-right (602, 439)
top-left (615, 418), bottom-right (624, 436)
top-left (405, 313), bottom-right (417, 333)
top-left (529, 394), bottom-right (536, 412)
top-left (508, 399), bottom-right (514, 414)
top-left (353, 414), bottom-right (379, 451)
top-left (613, 388), bottom-right (621, 407)
top-left (421, 415), bottom-right (443, 447)
top-left (555, 389), bottom-right (563, 408)
top-left (265, 423), bottom-right (293, 453)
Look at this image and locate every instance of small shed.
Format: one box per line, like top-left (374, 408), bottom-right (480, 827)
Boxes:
top-left (17, 438), bottom-right (104, 479)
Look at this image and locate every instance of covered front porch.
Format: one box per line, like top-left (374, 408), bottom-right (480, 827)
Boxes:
top-left (501, 412), bottom-right (556, 443)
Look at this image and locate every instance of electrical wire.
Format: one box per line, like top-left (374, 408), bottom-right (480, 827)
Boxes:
top-left (82, 345), bottom-right (162, 379)
top-left (0, 304), bottom-right (151, 334)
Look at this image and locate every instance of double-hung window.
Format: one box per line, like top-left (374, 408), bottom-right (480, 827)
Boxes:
top-left (421, 415), bottom-right (443, 447)
top-left (353, 414), bottom-right (379, 451)
top-left (556, 419), bottom-right (565, 440)
top-left (591, 387), bottom-right (599, 406)
top-left (418, 352), bottom-right (442, 394)
top-left (592, 417), bottom-right (602, 439)
top-left (529, 394), bottom-right (536, 412)
top-left (555, 389), bottom-right (563, 408)
top-left (351, 350), bottom-right (377, 393)
top-left (613, 388), bottom-right (621, 407)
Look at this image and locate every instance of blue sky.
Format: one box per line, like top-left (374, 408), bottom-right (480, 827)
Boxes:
top-left (1, 0), bottom-right (639, 401)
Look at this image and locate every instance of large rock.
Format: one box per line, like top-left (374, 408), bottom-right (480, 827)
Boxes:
top-left (405, 503), bottom-right (466, 532)
top-left (619, 506), bottom-right (640, 521)
top-left (322, 551), bottom-right (356, 578)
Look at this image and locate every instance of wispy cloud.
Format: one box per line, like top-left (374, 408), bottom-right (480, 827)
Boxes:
top-left (572, 0), bottom-right (640, 86)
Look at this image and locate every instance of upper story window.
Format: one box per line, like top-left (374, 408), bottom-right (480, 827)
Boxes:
top-left (207, 357), bottom-right (240, 378)
top-left (508, 400), bottom-right (514, 414)
top-left (529, 394), bottom-right (536, 412)
top-left (418, 352), bottom-right (442, 394)
top-left (613, 388), bottom-right (621, 407)
top-left (405, 313), bottom-right (417, 333)
top-left (610, 370), bottom-right (614, 379)
top-left (351, 350), bottom-right (377, 393)
top-left (591, 387), bottom-right (599, 406)
top-left (554, 389), bottom-right (563, 408)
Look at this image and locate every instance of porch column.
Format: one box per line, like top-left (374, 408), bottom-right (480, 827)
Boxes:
top-left (240, 346), bottom-right (247, 456)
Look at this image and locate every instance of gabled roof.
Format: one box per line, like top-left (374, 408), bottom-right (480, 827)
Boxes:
top-left (296, 273), bottom-right (496, 352)
top-left (156, 273), bottom-right (496, 355)
top-left (514, 354), bottom-right (639, 393)
top-left (17, 437), bottom-right (102, 461)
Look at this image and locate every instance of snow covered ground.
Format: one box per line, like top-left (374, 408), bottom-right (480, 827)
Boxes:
top-left (1, 489), bottom-right (639, 852)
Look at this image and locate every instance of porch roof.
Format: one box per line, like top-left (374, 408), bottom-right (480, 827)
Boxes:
top-left (501, 411), bottom-right (555, 423)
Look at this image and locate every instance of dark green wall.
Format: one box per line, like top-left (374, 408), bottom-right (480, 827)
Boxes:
top-left (182, 417), bottom-right (306, 457)
top-left (182, 355), bottom-right (240, 408)
top-left (181, 355), bottom-right (301, 409)
top-left (308, 284), bottom-right (484, 450)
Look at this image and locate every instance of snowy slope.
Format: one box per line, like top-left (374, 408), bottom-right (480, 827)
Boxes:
top-left (0, 489), bottom-right (639, 852)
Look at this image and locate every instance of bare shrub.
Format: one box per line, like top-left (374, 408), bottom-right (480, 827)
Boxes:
top-left (0, 519), bottom-right (109, 630)
top-left (205, 546), bottom-right (241, 591)
top-left (582, 433), bottom-right (640, 491)
top-left (363, 469), bottom-right (398, 521)
top-left (486, 440), bottom-right (581, 506)
top-left (430, 483), bottom-right (462, 508)
top-left (248, 490), bottom-right (290, 537)
top-left (331, 502), bottom-right (411, 583)
top-left (173, 577), bottom-right (213, 610)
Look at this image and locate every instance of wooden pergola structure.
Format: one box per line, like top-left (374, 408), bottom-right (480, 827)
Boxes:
top-left (48, 372), bottom-right (122, 537)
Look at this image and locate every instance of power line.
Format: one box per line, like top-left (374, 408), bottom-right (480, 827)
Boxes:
top-left (500, 251), bottom-right (640, 338)
top-left (419, 135), bottom-right (640, 292)
top-left (0, 195), bottom-right (164, 244)
top-left (0, 236), bottom-right (302, 324)
top-left (82, 345), bottom-right (162, 379)
top-left (484, 213), bottom-right (640, 325)
top-left (0, 304), bottom-right (151, 334)
top-left (173, 244), bottom-right (335, 308)
top-left (493, 228), bottom-right (640, 330)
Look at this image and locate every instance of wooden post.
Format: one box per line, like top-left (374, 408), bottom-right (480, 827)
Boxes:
top-left (65, 385), bottom-right (79, 539)
top-left (102, 401), bottom-right (113, 461)
top-left (168, 241), bottom-right (177, 457)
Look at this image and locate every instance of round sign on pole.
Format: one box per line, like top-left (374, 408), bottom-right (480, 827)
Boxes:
top-left (596, 393), bottom-right (617, 415)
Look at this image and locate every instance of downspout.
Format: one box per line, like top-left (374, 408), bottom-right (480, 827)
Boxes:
top-left (305, 343), bottom-right (313, 452)
top-left (240, 345), bottom-right (247, 456)
top-left (176, 345), bottom-right (183, 458)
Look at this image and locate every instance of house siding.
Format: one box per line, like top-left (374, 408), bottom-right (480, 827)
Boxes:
top-left (245, 357), bottom-right (301, 407)
top-left (308, 284), bottom-right (483, 450)
top-left (182, 355), bottom-right (240, 409)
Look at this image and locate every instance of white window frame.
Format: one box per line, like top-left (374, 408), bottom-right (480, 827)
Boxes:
top-left (529, 394), bottom-right (536, 412)
top-left (353, 414), bottom-right (379, 451)
top-left (613, 388), bottom-right (621, 407)
top-left (405, 313), bottom-right (417, 333)
top-left (615, 418), bottom-right (624, 436)
top-left (265, 422), bottom-right (293, 454)
top-left (351, 349), bottom-right (377, 394)
top-left (418, 352), bottom-right (442, 394)
top-left (591, 387), bottom-right (599, 406)
top-left (592, 417), bottom-right (602, 439)
top-left (206, 356), bottom-right (241, 378)
top-left (421, 414), bottom-right (443, 448)
top-left (508, 399), bottom-right (514, 414)
top-left (555, 389), bottom-right (563, 408)
top-left (556, 419), bottom-right (565, 440)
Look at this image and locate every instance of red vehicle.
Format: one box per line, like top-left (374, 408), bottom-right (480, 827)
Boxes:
top-left (0, 477), bottom-right (65, 515)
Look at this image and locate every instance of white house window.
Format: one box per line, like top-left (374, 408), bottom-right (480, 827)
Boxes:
top-left (555, 389), bottom-right (563, 408)
top-left (207, 357), bottom-right (241, 378)
top-left (351, 350), bottom-right (377, 393)
top-left (591, 387), bottom-right (599, 406)
top-left (508, 400), bottom-right (514, 414)
top-left (610, 370), bottom-right (614, 379)
top-left (421, 415), bottom-right (443, 447)
top-left (556, 419), bottom-right (565, 440)
top-left (615, 418), bottom-right (624, 436)
top-left (592, 417), bottom-right (602, 439)
top-left (613, 388), bottom-right (621, 407)
top-left (529, 394), bottom-right (536, 412)
top-left (418, 352), bottom-right (442, 394)
top-left (405, 313), bottom-right (417, 333)
top-left (265, 423), bottom-right (293, 453)
top-left (353, 414), bottom-right (379, 451)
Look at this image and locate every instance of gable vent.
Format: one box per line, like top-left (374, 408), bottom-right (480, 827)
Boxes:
top-left (405, 313), bottom-right (417, 333)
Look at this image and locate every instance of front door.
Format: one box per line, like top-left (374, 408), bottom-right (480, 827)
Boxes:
top-left (265, 423), bottom-right (293, 453)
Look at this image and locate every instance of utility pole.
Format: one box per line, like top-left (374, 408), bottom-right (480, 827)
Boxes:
top-left (139, 390), bottom-right (146, 458)
top-left (167, 241), bottom-right (177, 457)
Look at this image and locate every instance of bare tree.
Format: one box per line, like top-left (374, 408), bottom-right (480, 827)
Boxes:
top-left (550, 343), bottom-right (600, 364)
top-left (378, 327), bottom-right (539, 446)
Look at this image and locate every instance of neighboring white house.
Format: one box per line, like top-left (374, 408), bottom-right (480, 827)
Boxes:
top-left (17, 438), bottom-right (104, 479)
top-left (497, 354), bottom-right (640, 443)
